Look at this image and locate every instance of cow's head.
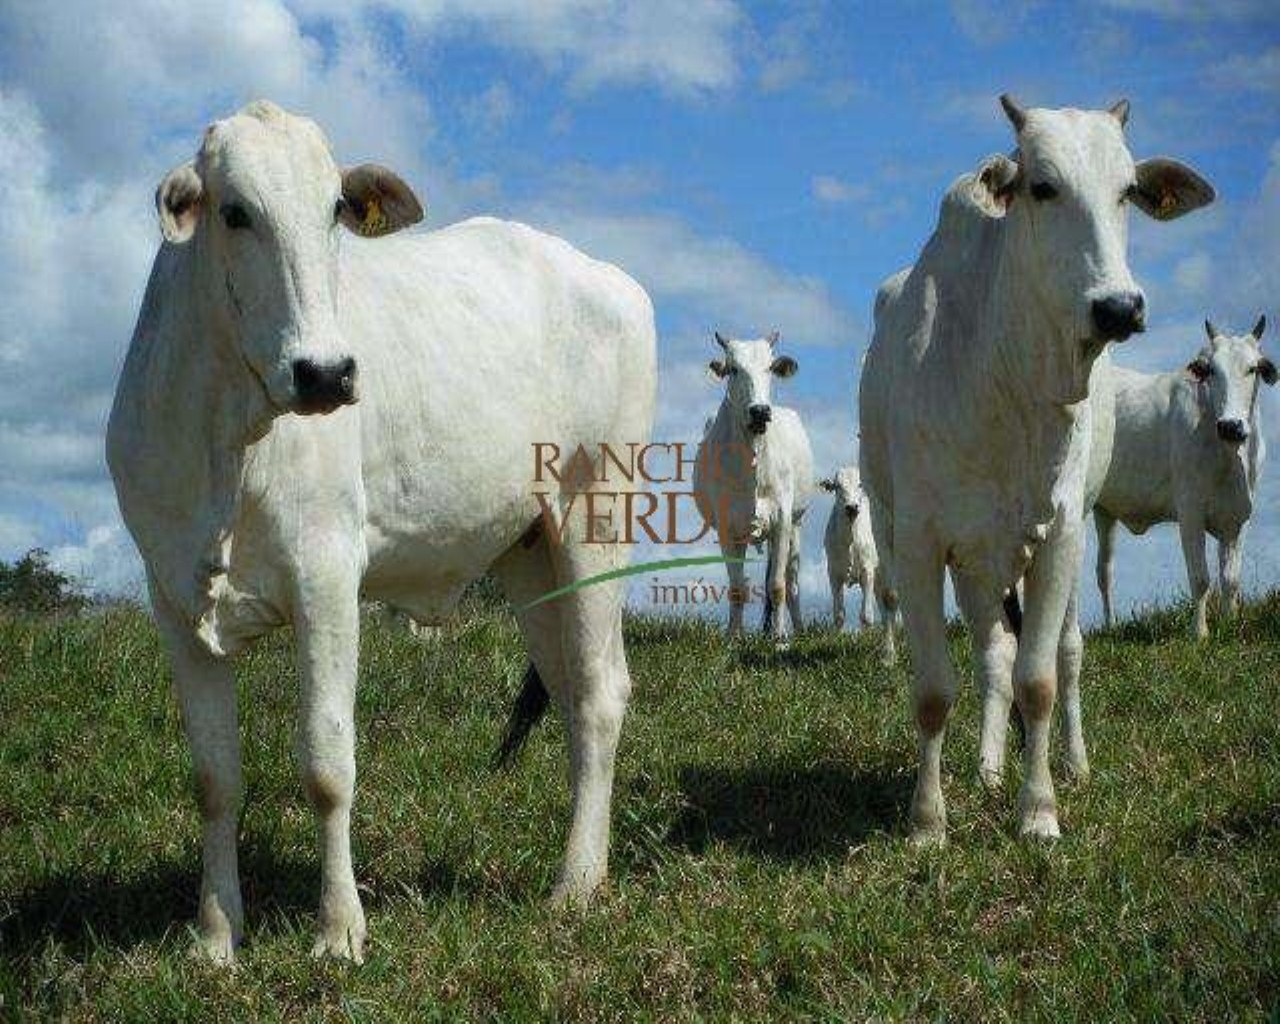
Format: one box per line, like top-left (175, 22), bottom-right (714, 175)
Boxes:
top-left (974, 95), bottom-right (1214, 403)
top-left (1188, 316), bottom-right (1273, 447)
top-left (154, 100), bottom-right (423, 415)
top-left (708, 330), bottom-right (798, 436)
top-left (819, 466), bottom-right (865, 521)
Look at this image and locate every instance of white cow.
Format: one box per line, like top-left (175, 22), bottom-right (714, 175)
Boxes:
top-left (106, 101), bottom-right (656, 963)
top-left (693, 332), bottom-right (814, 641)
top-left (1095, 316), bottom-right (1273, 637)
top-left (820, 466), bottom-right (879, 631)
top-left (860, 94), bottom-right (1213, 842)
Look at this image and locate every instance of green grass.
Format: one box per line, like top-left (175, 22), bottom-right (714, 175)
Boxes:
top-left (1, 594), bottom-right (1278, 1021)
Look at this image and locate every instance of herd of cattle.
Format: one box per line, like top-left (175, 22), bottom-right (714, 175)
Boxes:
top-left (105, 95), bottom-right (1267, 963)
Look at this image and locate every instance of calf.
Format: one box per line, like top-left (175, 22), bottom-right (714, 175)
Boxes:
top-left (1095, 316), bottom-right (1273, 637)
top-left (693, 332), bottom-right (814, 641)
top-left (820, 467), bottom-right (879, 630)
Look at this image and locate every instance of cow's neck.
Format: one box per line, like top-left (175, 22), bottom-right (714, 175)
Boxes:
top-left (944, 227), bottom-right (1086, 525)
top-left (126, 243), bottom-right (275, 623)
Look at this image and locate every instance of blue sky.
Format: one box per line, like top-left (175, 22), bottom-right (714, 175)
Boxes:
top-left (0, 0), bottom-right (1276, 622)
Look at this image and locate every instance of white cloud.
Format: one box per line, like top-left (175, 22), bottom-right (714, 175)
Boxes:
top-left (293, 0), bottom-right (746, 96)
top-left (462, 80), bottom-right (517, 136)
top-left (1208, 46), bottom-right (1280, 95)
top-left (811, 174), bottom-right (870, 205)
top-left (1098, 0), bottom-right (1276, 19)
top-left (948, 0), bottom-right (1041, 45)
top-left (525, 204), bottom-right (856, 350)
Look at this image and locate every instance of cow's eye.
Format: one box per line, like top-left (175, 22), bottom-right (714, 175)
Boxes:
top-left (333, 198), bottom-right (346, 223)
top-left (1030, 181), bottom-right (1058, 202)
top-left (221, 203), bottom-right (251, 230)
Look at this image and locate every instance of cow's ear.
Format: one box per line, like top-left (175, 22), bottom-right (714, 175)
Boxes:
top-left (1186, 356), bottom-right (1211, 382)
top-left (819, 477), bottom-right (838, 492)
top-left (156, 162), bottom-right (204, 243)
top-left (771, 355), bottom-right (798, 378)
top-left (1257, 358), bottom-right (1277, 386)
top-left (976, 153), bottom-right (1020, 216)
top-left (708, 359), bottom-right (728, 379)
top-left (340, 164), bottom-right (424, 237)
top-left (1132, 158), bottom-right (1215, 221)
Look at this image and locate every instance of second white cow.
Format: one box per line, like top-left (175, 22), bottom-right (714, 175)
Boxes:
top-left (694, 332), bottom-right (814, 641)
top-left (860, 94), bottom-right (1214, 842)
top-left (1095, 316), bottom-right (1273, 637)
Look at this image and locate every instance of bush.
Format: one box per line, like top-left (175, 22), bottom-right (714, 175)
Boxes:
top-left (0, 548), bottom-right (88, 616)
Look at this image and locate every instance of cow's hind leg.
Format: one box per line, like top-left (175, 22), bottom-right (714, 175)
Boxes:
top-left (953, 571), bottom-right (1015, 791)
top-left (1058, 586), bottom-right (1089, 783)
top-left (1094, 508), bottom-right (1117, 629)
top-left (546, 538), bottom-right (631, 903)
top-left (152, 586), bottom-right (243, 964)
top-left (293, 556), bottom-right (366, 962)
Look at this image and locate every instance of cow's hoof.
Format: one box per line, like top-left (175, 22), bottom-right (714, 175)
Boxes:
top-left (311, 898), bottom-right (366, 964)
top-left (977, 766), bottom-right (1004, 793)
top-left (188, 928), bottom-right (237, 966)
top-left (908, 823), bottom-right (947, 848)
top-left (1019, 809), bottom-right (1061, 840)
top-left (547, 876), bottom-right (603, 910)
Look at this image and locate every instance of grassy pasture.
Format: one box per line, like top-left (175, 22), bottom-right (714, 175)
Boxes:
top-left (1, 595), bottom-right (1277, 1021)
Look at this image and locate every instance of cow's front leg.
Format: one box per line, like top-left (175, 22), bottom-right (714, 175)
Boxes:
top-left (1179, 516), bottom-right (1211, 640)
top-left (785, 520), bottom-right (803, 634)
top-left (1014, 524), bottom-right (1083, 838)
top-left (154, 593), bottom-right (243, 963)
top-left (766, 515), bottom-right (791, 642)
top-left (952, 572), bottom-right (1015, 791)
top-left (1218, 530), bottom-right (1244, 619)
top-left (898, 545), bottom-right (955, 844)
top-left (859, 566), bottom-right (876, 629)
top-left (293, 559), bottom-right (366, 962)
top-left (829, 571), bottom-right (846, 631)
top-left (720, 532), bottom-right (749, 637)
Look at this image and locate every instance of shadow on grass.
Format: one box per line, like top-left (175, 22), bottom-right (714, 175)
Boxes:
top-left (1173, 803), bottom-right (1280, 853)
top-left (0, 844), bottom-right (317, 960)
top-left (668, 759), bottom-right (911, 862)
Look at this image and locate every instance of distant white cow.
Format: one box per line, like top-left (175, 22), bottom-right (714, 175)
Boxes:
top-left (820, 467), bottom-right (879, 631)
top-left (693, 332), bottom-right (814, 641)
top-left (860, 94), bottom-right (1213, 842)
top-left (1095, 316), bottom-right (1273, 637)
top-left (106, 101), bottom-right (656, 963)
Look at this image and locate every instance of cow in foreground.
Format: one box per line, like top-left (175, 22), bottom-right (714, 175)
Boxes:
top-left (106, 101), bottom-right (656, 962)
top-left (820, 466), bottom-right (879, 631)
top-left (860, 94), bottom-right (1213, 841)
top-left (1095, 316), bottom-right (1273, 637)
top-left (694, 332), bottom-right (814, 641)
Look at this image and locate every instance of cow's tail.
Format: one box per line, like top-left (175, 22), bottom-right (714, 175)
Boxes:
top-left (761, 543), bottom-right (777, 632)
top-left (1002, 589), bottom-right (1026, 749)
top-left (493, 663), bottom-right (550, 770)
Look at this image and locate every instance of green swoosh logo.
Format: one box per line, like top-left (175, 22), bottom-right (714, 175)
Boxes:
top-left (521, 555), bottom-right (754, 610)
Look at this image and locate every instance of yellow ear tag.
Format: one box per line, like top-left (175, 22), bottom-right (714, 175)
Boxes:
top-left (1158, 190), bottom-right (1177, 218)
top-left (360, 196), bottom-right (387, 236)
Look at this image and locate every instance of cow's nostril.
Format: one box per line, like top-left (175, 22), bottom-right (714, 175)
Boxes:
top-left (292, 357), bottom-right (358, 413)
top-left (1092, 292), bottom-right (1145, 341)
top-left (1217, 419), bottom-right (1248, 443)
